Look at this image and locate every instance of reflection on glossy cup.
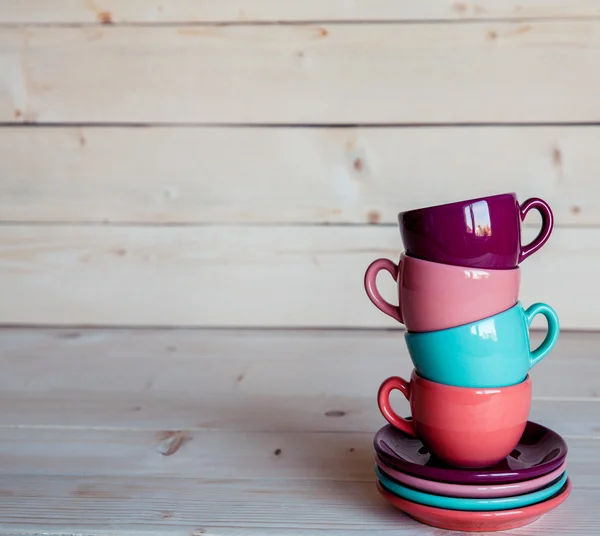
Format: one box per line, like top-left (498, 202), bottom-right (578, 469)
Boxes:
top-left (364, 252), bottom-right (520, 332)
top-left (377, 370), bottom-right (532, 468)
top-left (397, 193), bottom-right (554, 269)
top-left (404, 301), bottom-right (559, 388)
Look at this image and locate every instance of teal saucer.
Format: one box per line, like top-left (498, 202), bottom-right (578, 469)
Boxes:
top-left (375, 465), bottom-right (568, 512)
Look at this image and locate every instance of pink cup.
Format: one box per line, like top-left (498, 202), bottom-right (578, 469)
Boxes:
top-left (364, 252), bottom-right (520, 332)
top-left (378, 370), bottom-right (532, 468)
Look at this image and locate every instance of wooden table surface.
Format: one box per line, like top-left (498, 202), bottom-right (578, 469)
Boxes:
top-left (0, 327), bottom-right (596, 535)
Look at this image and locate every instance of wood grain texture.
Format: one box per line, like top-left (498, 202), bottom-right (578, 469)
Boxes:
top-left (2, 394), bottom-right (597, 434)
top-left (0, 327), bottom-right (594, 535)
top-left (0, 126), bottom-right (594, 225)
top-left (0, 226), bottom-right (594, 328)
top-left (0, 427), bottom-right (595, 480)
top-left (0, 327), bottom-right (598, 434)
top-left (1, 328), bottom-right (599, 404)
top-left (0, 474), bottom-right (587, 535)
top-left (2, 1), bottom-right (599, 23)
top-left (3, 22), bottom-right (600, 123)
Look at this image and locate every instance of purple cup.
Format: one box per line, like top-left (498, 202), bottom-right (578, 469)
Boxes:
top-left (398, 193), bottom-right (554, 269)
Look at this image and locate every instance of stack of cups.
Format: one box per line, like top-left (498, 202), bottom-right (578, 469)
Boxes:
top-left (363, 193), bottom-right (570, 531)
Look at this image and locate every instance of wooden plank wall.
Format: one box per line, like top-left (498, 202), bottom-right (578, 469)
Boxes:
top-left (0, 1), bottom-right (598, 329)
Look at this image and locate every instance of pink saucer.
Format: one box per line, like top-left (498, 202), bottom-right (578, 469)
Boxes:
top-left (376, 477), bottom-right (571, 532)
top-left (376, 454), bottom-right (568, 498)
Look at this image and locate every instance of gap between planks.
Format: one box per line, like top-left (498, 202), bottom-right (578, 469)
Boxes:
top-left (0, 396), bottom-right (596, 435)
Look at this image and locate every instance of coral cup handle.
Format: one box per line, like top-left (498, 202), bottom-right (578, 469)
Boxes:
top-left (364, 258), bottom-right (403, 323)
top-left (377, 376), bottom-right (416, 436)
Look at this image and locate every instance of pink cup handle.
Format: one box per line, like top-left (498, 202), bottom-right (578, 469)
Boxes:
top-left (377, 376), bottom-right (416, 436)
top-left (364, 258), bottom-right (403, 323)
top-left (519, 198), bottom-right (554, 263)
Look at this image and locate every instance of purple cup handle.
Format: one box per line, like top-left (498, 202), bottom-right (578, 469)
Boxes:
top-left (518, 198), bottom-right (554, 263)
top-left (364, 258), bottom-right (403, 324)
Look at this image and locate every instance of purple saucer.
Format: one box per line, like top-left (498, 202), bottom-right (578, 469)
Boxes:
top-left (374, 420), bottom-right (568, 485)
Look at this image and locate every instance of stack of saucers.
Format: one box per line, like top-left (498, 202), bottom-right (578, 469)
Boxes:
top-left (372, 423), bottom-right (569, 531)
top-left (363, 193), bottom-right (571, 532)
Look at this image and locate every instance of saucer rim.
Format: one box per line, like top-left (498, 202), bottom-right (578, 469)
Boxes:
top-left (375, 454), bottom-right (569, 499)
top-left (376, 465), bottom-right (569, 511)
top-left (373, 419), bottom-right (568, 484)
top-left (376, 477), bottom-right (572, 532)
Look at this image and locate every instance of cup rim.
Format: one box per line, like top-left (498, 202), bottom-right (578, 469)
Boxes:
top-left (404, 301), bottom-right (522, 337)
top-left (399, 251), bottom-right (521, 274)
top-left (397, 192), bottom-right (517, 220)
top-left (411, 368), bottom-right (532, 392)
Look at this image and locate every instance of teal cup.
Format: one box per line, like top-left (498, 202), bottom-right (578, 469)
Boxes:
top-left (404, 302), bottom-right (560, 388)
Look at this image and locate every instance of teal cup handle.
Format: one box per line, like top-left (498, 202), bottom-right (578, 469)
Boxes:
top-left (526, 302), bottom-right (560, 368)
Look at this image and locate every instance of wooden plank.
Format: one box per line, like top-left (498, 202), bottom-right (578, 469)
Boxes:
top-left (0, 428), bottom-right (399, 480)
top-left (0, 428), bottom-right (595, 481)
top-left (0, 126), bottom-right (595, 225)
top-left (2, 1), bottom-right (600, 24)
top-left (1, 329), bottom-right (599, 414)
top-left (0, 226), bottom-right (595, 329)
top-left (3, 22), bottom-right (600, 123)
top-left (0, 394), bottom-right (597, 435)
top-left (0, 474), bottom-right (591, 536)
